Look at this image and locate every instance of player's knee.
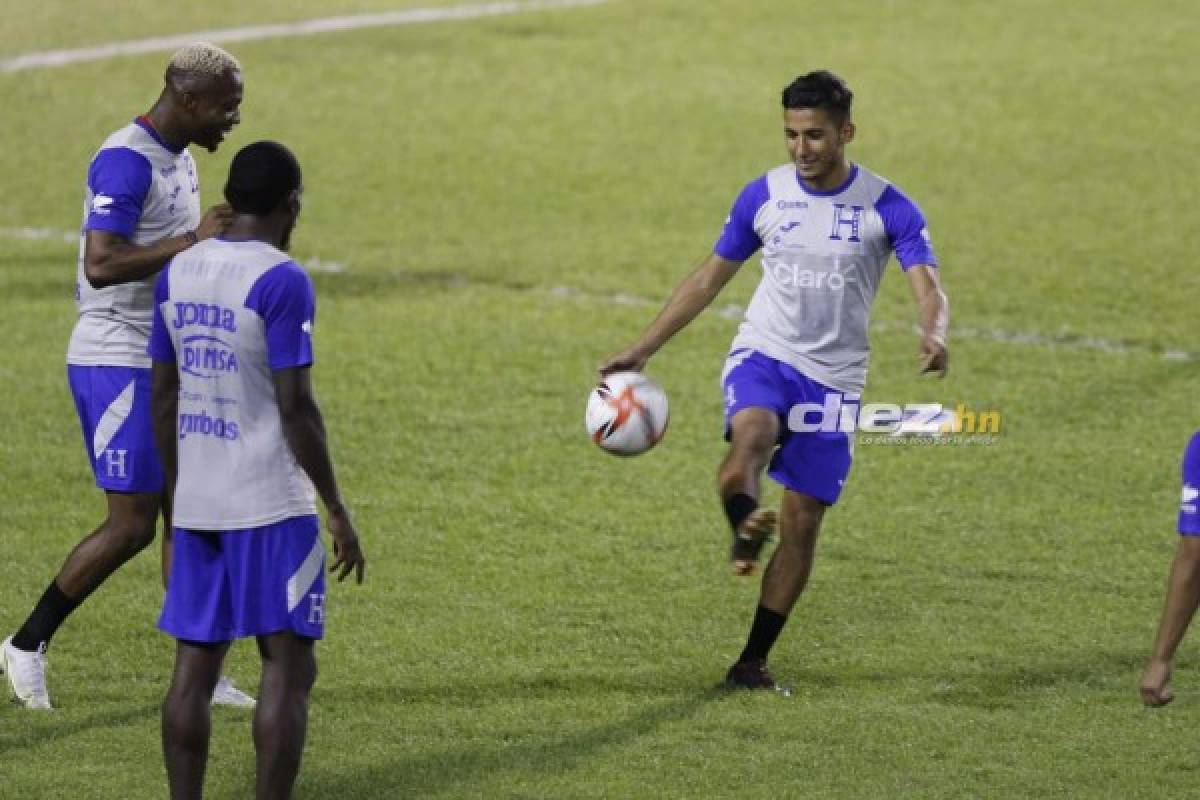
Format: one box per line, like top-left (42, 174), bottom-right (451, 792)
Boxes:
top-left (779, 507), bottom-right (823, 550)
top-left (730, 410), bottom-right (779, 450)
top-left (106, 516), bottom-right (157, 553)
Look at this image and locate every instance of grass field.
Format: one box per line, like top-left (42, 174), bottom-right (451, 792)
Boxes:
top-left (2, 1), bottom-right (1199, 797)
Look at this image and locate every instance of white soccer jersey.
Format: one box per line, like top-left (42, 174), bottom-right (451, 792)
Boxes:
top-left (149, 238), bottom-right (319, 530)
top-left (714, 163), bottom-right (937, 394)
top-left (68, 118), bottom-right (201, 368)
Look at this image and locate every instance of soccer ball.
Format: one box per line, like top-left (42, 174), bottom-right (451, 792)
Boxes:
top-left (585, 372), bottom-right (669, 456)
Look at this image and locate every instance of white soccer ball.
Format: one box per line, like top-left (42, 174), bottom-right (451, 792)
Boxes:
top-left (585, 372), bottom-right (669, 456)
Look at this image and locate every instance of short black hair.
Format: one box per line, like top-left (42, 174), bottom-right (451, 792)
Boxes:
top-left (224, 141), bottom-right (302, 215)
top-left (781, 71), bottom-right (854, 126)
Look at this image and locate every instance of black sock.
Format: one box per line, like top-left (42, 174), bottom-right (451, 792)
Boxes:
top-left (738, 605), bottom-right (788, 664)
top-left (11, 582), bottom-right (80, 652)
top-left (723, 493), bottom-right (758, 534)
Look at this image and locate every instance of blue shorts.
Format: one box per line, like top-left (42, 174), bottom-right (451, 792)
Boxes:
top-left (67, 365), bottom-right (164, 494)
top-left (721, 349), bottom-right (853, 505)
top-left (1180, 432), bottom-right (1200, 535)
top-left (159, 515), bottom-right (326, 643)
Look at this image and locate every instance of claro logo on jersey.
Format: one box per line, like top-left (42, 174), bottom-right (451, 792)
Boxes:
top-left (770, 262), bottom-right (845, 290)
top-left (178, 410), bottom-right (240, 441)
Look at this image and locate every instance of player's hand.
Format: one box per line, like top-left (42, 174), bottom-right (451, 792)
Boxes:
top-left (1140, 658), bottom-right (1175, 707)
top-left (598, 346), bottom-right (650, 377)
top-left (327, 506), bottom-right (366, 584)
top-left (919, 335), bottom-right (948, 377)
top-left (194, 203), bottom-right (233, 241)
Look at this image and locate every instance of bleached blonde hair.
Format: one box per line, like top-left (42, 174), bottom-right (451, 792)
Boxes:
top-left (167, 42), bottom-right (240, 78)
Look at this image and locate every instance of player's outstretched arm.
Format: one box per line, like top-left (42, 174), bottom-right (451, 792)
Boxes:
top-left (274, 366), bottom-right (366, 584)
top-left (1141, 537), bottom-right (1200, 707)
top-left (599, 253), bottom-right (742, 375)
top-left (905, 264), bottom-right (949, 376)
top-left (83, 204), bottom-right (232, 289)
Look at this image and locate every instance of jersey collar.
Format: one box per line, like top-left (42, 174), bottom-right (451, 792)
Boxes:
top-left (795, 163), bottom-right (858, 197)
top-left (134, 115), bottom-right (185, 155)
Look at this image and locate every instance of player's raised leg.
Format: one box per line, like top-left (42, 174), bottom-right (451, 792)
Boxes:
top-left (163, 639), bottom-right (229, 799)
top-left (719, 407), bottom-right (780, 575)
top-left (254, 633), bottom-right (317, 800)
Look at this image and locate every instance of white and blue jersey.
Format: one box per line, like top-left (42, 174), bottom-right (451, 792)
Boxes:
top-left (69, 117), bottom-right (201, 368)
top-left (149, 237), bottom-right (319, 530)
top-left (66, 118), bottom-right (200, 493)
top-left (714, 163), bottom-right (937, 394)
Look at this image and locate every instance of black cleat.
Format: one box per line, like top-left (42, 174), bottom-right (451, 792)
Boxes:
top-left (724, 659), bottom-right (776, 690)
top-left (731, 508), bottom-right (777, 576)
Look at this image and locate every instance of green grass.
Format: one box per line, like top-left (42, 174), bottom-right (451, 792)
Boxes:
top-left (2, 0), bottom-right (1199, 797)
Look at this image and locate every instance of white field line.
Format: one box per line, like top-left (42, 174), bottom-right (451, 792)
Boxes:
top-left (0, 226), bottom-right (78, 243)
top-left (3, 226), bottom-right (1190, 361)
top-left (546, 285), bottom-right (1197, 362)
top-left (0, 0), bottom-right (611, 73)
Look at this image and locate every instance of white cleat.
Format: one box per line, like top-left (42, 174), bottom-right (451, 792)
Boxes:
top-left (212, 675), bottom-right (256, 708)
top-left (2, 636), bottom-right (53, 710)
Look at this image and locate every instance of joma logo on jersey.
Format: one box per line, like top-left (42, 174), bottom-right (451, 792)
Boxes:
top-left (172, 302), bottom-right (237, 332)
top-left (180, 335), bottom-right (240, 378)
top-left (771, 263), bottom-right (846, 290)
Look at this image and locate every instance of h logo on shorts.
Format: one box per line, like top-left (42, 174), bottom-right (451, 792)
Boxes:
top-left (308, 593), bottom-right (325, 625)
top-left (102, 449), bottom-right (128, 479)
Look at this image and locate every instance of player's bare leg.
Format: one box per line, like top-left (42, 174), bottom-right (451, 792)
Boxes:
top-left (718, 407), bottom-right (780, 575)
top-left (727, 489), bottom-right (826, 690)
top-left (155, 511), bottom-right (255, 709)
top-left (254, 632), bottom-right (316, 800)
top-left (163, 639), bottom-right (229, 799)
top-left (2, 492), bottom-right (158, 708)
top-left (56, 491), bottom-right (160, 599)
top-left (1140, 536), bottom-right (1200, 707)
top-left (760, 490), bottom-right (827, 614)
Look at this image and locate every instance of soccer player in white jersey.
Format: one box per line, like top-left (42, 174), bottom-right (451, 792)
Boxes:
top-left (1139, 431), bottom-right (1200, 706)
top-left (601, 71), bottom-right (950, 689)
top-left (0, 43), bottom-right (253, 709)
top-left (150, 141), bottom-right (365, 799)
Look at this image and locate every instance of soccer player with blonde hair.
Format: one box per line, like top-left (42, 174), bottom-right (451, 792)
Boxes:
top-left (2, 42), bottom-right (252, 709)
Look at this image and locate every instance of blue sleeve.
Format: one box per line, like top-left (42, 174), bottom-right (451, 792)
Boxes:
top-left (85, 147), bottom-right (153, 239)
top-left (713, 176), bottom-right (769, 262)
top-left (876, 185), bottom-right (937, 270)
top-left (148, 267), bottom-right (176, 363)
top-left (245, 261), bottom-right (316, 370)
